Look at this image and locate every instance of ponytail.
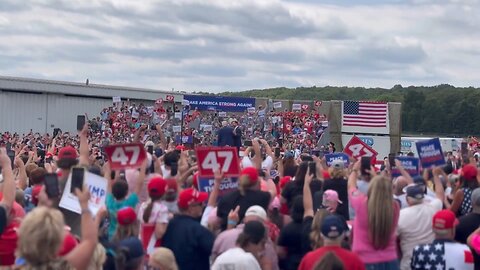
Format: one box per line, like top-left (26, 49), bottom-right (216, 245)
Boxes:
top-left (313, 251), bottom-right (345, 270)
top-left (143, 201), bottom-right (154, 223)
top-left (143, 195), bottom-right (163, 223)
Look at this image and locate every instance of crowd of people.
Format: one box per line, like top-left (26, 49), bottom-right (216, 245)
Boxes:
top-left (0, 101), bottom-right (479, 270)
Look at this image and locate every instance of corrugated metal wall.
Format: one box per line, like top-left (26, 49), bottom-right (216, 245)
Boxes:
top-left (0, 91), bottom-right (113, 134)
top-left (0, 91), bottom-right (48, 134)
top-left (46, 94), bottom-right (112, 134)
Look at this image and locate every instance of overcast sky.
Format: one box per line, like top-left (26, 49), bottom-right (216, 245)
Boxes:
top-left (0, 0), bottom-right (478, 92)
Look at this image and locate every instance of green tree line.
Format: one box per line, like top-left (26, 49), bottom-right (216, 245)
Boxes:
top-left (217, 84), bottom-right (480, 136)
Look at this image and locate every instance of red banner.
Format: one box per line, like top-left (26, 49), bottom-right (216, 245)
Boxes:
top-left (104, 143), bottom-right (147, 170)
top-left (196, 147), bottom-right (240, 178)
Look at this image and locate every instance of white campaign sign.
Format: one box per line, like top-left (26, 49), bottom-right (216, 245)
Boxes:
top-left (131, 111), bottom-right (139, 119)
top-left (172, 126), bottom-right (181, 133)
top-left (112, 96), bottom-right (121, 103)
top-left (59, 172), bottom-right (107, 216)
top-left (273, 102), bottom-right (282, 109)
top-left (292, 104), bottom-right (301, 111)
top-left (218, 112), bottom-right (227, 117)
top-left (203, 125), bottom-right (213, 132)
top-left (174, 112), bottom-right (182, 119)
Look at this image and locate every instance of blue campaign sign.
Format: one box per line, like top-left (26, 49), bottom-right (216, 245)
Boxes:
top-left (325, 153), bottom-right (350, 167)
top-left (198, 177), bottom-right (238, 197)
top-left (391, 157), bottom-right (419, 178)
top-left (175, 135), bottom-right (193, 144)
top-left (183, 95), bottom-right (256, 112)
top-left (415, 138), bottom-right (446, 168)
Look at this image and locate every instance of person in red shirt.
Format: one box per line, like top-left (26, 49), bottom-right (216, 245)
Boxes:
top-left (298, 215), bottom-right (365, 270)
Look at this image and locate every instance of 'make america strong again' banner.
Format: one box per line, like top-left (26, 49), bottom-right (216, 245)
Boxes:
top-left (183, 95), bottom-right (255, 112)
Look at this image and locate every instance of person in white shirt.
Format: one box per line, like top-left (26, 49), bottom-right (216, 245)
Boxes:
top-left (212, 220), bottom-right (267, 270)
top-left (397, 167), bottom-right (445, 270)
top-left (241, 139), bottom-right (274, 171)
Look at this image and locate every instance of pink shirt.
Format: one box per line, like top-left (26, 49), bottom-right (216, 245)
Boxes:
top-left (349, 188), bottom-right (399, 264)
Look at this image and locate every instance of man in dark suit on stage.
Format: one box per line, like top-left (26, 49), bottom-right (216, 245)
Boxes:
top-left (217, 121), bottom-right (235, 147)
top-left (231, 119), bottom-right (242, 152)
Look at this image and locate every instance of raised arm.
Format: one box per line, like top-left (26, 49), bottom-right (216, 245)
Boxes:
top-left (395, 159), bottom-right (413, 185)
top-left (348, 160), bottom-right (360, 191)
top-left (15, 157), bottom-right (28, 190)
top-left (432, 166), bottom-right (446, 202)
top-left (252, 139), bottom-right (262, 170)
top-left (303, 167), bottom-right (314, 218)
top-left (260, 139), bottom-right (274, 159)
top-left (65, 187), bottom-right (98, 270)
top-left (79, 123), bottom-right (90, 167)
top-left (0, 148), bottom-right (15, 210)
top-left (134, 159), bottom-right (148, 195)
top-left (133, 125), bottom-right (147, 143)
top-left (156, 123), bottom-right (167, 150)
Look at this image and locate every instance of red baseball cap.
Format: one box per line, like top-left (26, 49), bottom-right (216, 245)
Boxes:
top-left (175, 145), bottom-right (186, 151)
top-left (31, 185), bottom-right (43, 206)
top-left (462, 164), bottom-right (477, 181)
top-left (177, 188), bottom-right (208, 209)
top-left (58, 231), bottom-right (78, 256)
top-left (148, 177), bottom-right (167, 197)
top-left (240, 167), bottom-right (258, 185)
top-left (279, 176), bottom-right (292, 189)
top-left (165, 179), bottom-right (178, 194)
top-left (58, 146), bottom-right (78, 160)
top-left (432, 210), bottom-right (459, 230)
top-left (117, 207), bottom-right (137, 226)
top-left (322, 170), bottom-right (331, 180)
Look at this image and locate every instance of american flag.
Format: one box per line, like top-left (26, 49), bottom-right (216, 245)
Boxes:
top-left (342, 101), bottom-right (387, 127)
top-left (411, 240), bottom-right (474, 270)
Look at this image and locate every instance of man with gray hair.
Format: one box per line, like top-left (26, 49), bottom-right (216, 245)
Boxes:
top-left (217, 120), bottom-right (234, 147)
top-left (397, 167), bottom-right (445, 270)
top-left (455, 187), bottom-right (480, 268)
top-left (411, 210), bottom-right (474, 269)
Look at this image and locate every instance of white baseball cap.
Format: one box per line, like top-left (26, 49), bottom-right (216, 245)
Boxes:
top-left (245, 205), bottom-right (267, 221)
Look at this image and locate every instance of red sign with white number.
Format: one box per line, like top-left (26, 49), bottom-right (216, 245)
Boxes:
top-left (196, 147), bottom-right (240, 178)
top-left (343, 136), bottom-right (378, 160)
top-left (166, 95), bottom-right (174, 102)
top-left (104, 143), bottom-right (147, 170)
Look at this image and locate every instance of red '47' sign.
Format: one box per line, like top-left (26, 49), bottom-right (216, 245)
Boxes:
top-left (166, 95), bottom-right (175, 102)
top-left (343, 136), bottom-right (378, 160)
top-left (104, 143), bottom-right (147, 170)
top-left (196, 147), bottom-right (240, 178)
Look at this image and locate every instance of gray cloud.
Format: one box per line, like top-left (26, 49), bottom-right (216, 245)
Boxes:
top-left (0, 0), bottom-right (478, 92)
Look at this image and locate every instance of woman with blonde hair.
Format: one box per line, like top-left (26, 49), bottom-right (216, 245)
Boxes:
top-left (348, 161), bottom-right (400, 269)
top-left (15, 187), bottom-right (98, 270)
top-left (113, 207), bottom-right (139, 242)
top-left (148, 247), bottom-right (178, 270)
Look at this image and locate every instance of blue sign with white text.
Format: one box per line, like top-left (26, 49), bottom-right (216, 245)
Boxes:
top-left (184, 95), bottom-right (255, 112)
top-left (325, 153), bottom-right (350, 167)
top-left (415, 138), bottom-right (446, 168)
top-left (198, 177), bottom-right (238, 197)
top-left (391, 157), bottom-right (419, 178)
